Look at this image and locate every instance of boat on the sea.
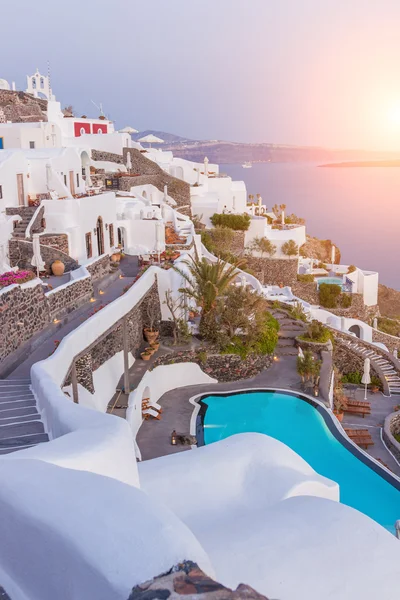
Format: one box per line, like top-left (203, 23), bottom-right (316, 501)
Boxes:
top-left (242, 161), bottom-right (252, 168)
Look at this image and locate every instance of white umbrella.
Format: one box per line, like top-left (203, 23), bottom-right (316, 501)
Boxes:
top-left (138, 134), bottom-right (164, 147)
top-left (119, 126), bottom-right (138, 134)
top-left (298, 347), bottom-right (305, 359)
top-left (361, 357), bottom-right (371, 400)
top-left (203, 156), bottom-right (209, 176)
top-left (281, 209), bottom-right (285, 226)
top-left (31, 234), bottom-right (45, 276)
top-left (155, 220), bottom-right (164, 263)
top-left (126, 151), bottom-right (132, 171)
top-left (258, 195), bottom-right (262, 214)
top-left (331, 244), bottom-right (336, 264)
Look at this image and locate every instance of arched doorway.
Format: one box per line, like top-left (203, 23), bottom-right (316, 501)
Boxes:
top-left (142, 190), bottom-right (147, 199)
top-left (348, 324), bottom-right (361, 338)
top-left (80, 150), bottom-right (91, 187)
top-left (96, 217), bottom-right (104, 255)
top-left (117, 226), bottom-right (125, 249)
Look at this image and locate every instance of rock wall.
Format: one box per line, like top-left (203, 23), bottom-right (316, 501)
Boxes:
top-left (9, 239), bottom-right (78, 273)
top-left (328, 294), bottom-right (378, 321)
top-left (46, 276), bottom-right (93, 320)
top-left (120, 149), bottom-right (191, 209)
top-left (86, 254), bottom-right (111, 281)
top-left (383, 412), bottom-right (400, 462)
top-left (0, 90), bottom-right (47, 123)
top-left (333, 340), bottom-right (380, 379)
top-left (91, 149), bottom-right (124, 164)
top-left (245, 257), bottom-right (298, 286)
top-left (65, 282), bottom-right (161, 390)
top-left (0, 283), bottom-right (50, 361)
top-left (129, 561), bottom-right (269, 600)
top-left (39, 234), bottom-right (69, 255)
top-left (292, 281), bottom-right (319, 304)
top-left (372, 329), bottom-right (400, 353)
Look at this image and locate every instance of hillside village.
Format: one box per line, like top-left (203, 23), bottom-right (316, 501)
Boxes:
top-left (0, 70), bottom-right (399, 600)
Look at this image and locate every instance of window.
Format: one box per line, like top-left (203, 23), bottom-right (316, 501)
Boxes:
top-left (63, 174), bottom-right (67, 186)
top-left (109, 223), bottom-right (114, 247)
top-left (0, 185), bottom-right (2, 199)
top-left (80, 127), bottom-right (86, 135)
top-left (85, 232), bottom-right (92, 259)
top-left (76, 173), bottom-right (79, 188)
top-left (29, 141), bottom-right (35, 149)
top-left (97, 128), bottom-right (103, 134)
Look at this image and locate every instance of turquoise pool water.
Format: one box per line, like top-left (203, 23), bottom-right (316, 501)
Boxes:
top-left (201, 391), bottom-right (400, 532)
top-left (316, 276), bottom-right (344, 288)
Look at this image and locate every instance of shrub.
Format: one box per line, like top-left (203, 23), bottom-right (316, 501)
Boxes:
top-left (246, 236), bottom-right (276, 258)
top-left (297, 274), bottom-right (315, 283)
top-left (210, 213), bottom-right (251, 231)
top-left (347, 265), bottom-right (357, 273)
top-left (340, 294), bottom-right (352, 308)
top-left (253, 325), bottom-right (279, 355)
top-left (377, 317), bottom-right (400, 337)
top-left (317, 262), bottom-right (328, 270)
top-left (281, 239), bottom-right (299, 257)
top-left (0, 270), bottom-right (36, 288)
top-left (300, 320), bottom-right (332, 343)
top-left (319, 282), bottom-right (341, 308)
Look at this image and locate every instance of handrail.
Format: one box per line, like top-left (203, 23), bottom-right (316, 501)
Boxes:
top-left (25, 201), bottom-right (45, 239)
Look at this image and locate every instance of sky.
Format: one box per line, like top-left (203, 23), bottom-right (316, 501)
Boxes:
top-left (3, 0), bottom-right (400, 150)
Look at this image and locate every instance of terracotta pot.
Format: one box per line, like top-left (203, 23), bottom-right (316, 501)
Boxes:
top-left (334, 411), bottom-right (344, 422)
top-left (150, 342), bottom-right (160, 351)
top-left (144, 328), bottom-right (159, 344)
top-left (111, 253), bottom-right (121, 263)
top-left (51, 260), bottom-right (65, 276)
top-left (141, 352), bottom-right (151, 361)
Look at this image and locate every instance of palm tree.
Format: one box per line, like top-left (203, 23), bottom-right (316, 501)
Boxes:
top-left (174, 256), bottom-right (245, 338)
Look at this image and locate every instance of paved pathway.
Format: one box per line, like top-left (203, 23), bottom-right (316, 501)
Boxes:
top-left (6, 256), bottom-right (139, 380)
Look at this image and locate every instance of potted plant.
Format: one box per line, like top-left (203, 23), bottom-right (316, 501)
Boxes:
top-left (141, 349), bottom-right (152, 361)
top-left (150, 340), bottom-right (160, 352)
top-left (143, 303), bottom-right (159, 344)
top-left (333, 392), bottom-right (346, 422)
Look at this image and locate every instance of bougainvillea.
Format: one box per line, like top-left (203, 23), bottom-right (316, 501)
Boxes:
top-left (0, 270), bottom-right (36, 288)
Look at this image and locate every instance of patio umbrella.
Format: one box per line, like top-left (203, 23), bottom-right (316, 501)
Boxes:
top-left (203, 156), bottom-right (209, 176)
top-left (126, 151), bottom-right (132, 171)
top-left (361, 357), bottom-right (371, 401)
top-left (138, 134), bottom-right (164, 148)
top-left (31, 233), bottom-right (45, 276)
top-left (258, 195), bottom-right (262, 214)
top-left (298, 347), bottom-right (305, 359)
top-left (119, 126), bottom-right (138, 134)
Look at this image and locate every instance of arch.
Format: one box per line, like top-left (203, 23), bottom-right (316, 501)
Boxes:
top-left (80, 150), bottom-right (91, 187)
top-left (117, 226), bottom-right (126, 249)
top-left (142, 190), bottom-right (147, 199)
top-left (96, 217), bottom-right (104, 255)
top-left (348, 324), bottom-right (361, 339)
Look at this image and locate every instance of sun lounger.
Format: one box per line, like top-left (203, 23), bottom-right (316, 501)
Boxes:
top-left (143, 408), bottom-right (161, 420)
top-left (142, 398), bottom-right (163, 413)
top-left (343, 400), bottom-right (371, 418)
top-left (344, 428), bottom-right (374, 448)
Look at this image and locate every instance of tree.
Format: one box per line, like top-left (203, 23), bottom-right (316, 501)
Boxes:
top-left (174, 256), bottom-right (244, 338)
top-left (281, 239), bottom-right (299, 258)
top-left (163, 290), bottom-right (189, 345)
top-left (62, 105), bottom-right (74, 117)
top-left (246, 236), bottom-right (276, 258)
top-left (217, 286), bottom-right (266, 341)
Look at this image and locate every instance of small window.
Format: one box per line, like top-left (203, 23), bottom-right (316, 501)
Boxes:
top-left (29, 141), bottom-right (35, 149)
top-left (76, 173), bottom-right (79, 188)
top-left (0, 185), bottom-right (2, 199)
top-left (97, 128), bottom-right (103, 134)
top-left (85, 232), bottom-right (92, 258)
top-left (40, 77), bottom-right (44, 88)
top-left (64, 174), bottom-right (67, 186)
top-left (109, 224), bottom-right (114, 247)
top-left (80, 127), bottom-right (86, 135)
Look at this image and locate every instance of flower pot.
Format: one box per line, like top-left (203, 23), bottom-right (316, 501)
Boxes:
top-left (144, 328), bottom-right (159, 344)
top-left (150, 341), bottom-right (160, 352)
top-left (111, 253), bottom-right (121, 263)
top-left (51, 260), bottom-right (65, 276)
top-left (145, 346), bottom-right (155, 356)
top-left (141, 352), bottom-right (151, 361)
top-left (334, 411), bottom-right (344, 422)
top-left (371, 386), bottom-right (380, 394)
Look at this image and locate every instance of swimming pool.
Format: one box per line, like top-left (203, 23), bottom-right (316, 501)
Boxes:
top-left (196, 390), bottom-right (400, 532)
top-left (316, 276), bottom-right (344, 288)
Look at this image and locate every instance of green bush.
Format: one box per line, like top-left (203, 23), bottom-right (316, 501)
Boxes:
top-left (253, 325), bottom-right (279, 355)
top-left (297, 274), bottom-right (315, 283)
top-left (347, 265), bottom-right (357, 273)
top-left (210, 213), bottom-right (251, 231)
top-left (264, 311), bottom-right (280, 332)
top-left (378, 317), bottom-right (400, 337)
top-left (341, 371), bottom-right (382, 390)
top-left (299, 320), bottom-right (332, 343)
top-left (340, 294), bottom-right (352, 308)
top-left (281, 239), bottom-right (299, 257)
top-left (319, 282), bottom-right (341, 308)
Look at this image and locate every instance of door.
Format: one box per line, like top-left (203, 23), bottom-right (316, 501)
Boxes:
top-left (69, 171), bottom-right (76, 196)
top-left (17, 174), bottom-right (25, 206)
top-left (0, 137), bottom-right (3, 149)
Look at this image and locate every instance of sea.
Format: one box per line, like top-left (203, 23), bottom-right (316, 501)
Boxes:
top-left (222, 162), bottom-right (400, 290)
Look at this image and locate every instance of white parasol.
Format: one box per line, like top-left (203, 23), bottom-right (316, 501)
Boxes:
top-left (31, 233), bottom-right (45, 276)
top-left (361, 357), bottom-right (371, 400)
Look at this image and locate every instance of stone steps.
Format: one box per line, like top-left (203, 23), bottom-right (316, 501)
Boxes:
top-left (342, 339), bottom-right (400, 396)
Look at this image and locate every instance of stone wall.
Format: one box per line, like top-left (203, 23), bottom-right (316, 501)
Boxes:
top-left (91, 149), bottom-right (124, 164)
top-left (0, 282), bottom-right (50, 361)
top-left (292, 281), bottom-right (319, 304)
top-left (328, 294), bottom-right (378, 321)
top-left (39, 234), bottom-right (69, 255)
top-left (9, 239), bottom-right (78, 273)
top-left (383, 412), bottom-right (400, 462)
top-left (46, 276), bottom-right (93, 320)
top-left (372, 329), bottom-right (400, 353)
top-left (65, 282), bottom-right (161, 390)
top-left (129, 561), bottom-right (269, 600)
top-left (86, 254), bottom-right (111, 281)
top-left (231, 231), bottom-right (246, 255)
top-left (333, 340), bottom-right (380, 379)
top-left (245, 257), bottom-right (298, 286)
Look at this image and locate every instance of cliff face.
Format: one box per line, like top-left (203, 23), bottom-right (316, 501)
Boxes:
top-left (300, 235), bottom-right (341, 264)
top-left (0, 90), bottom-right (47, 122)
top-left (378, 285), bottom-right (400, 319)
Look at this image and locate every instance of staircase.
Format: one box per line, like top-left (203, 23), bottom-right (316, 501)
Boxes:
top-left (341, 339), bottom-right (400, 396)
top-left (272, 310), bottom-right (306, 356)
top-left (0, 379), bottom-right (49, 454)
top-left (11, 207), bottom-right (37, 239)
